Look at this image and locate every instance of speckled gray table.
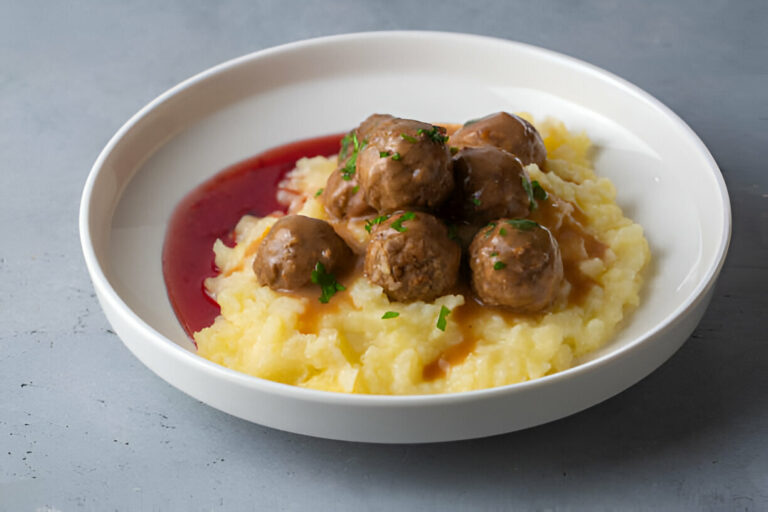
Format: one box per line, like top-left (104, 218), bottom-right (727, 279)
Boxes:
top-left (1, 1), bottom-right (766, 510)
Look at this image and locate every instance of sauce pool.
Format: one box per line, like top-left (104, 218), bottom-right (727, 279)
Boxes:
top-left (162, 133), bottom-right (343, 337)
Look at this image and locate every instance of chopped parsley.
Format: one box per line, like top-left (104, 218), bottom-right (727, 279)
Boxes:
top-left (521, 175), bottom-right (536, 210)
top-left (340, 132), bottom-right (367, 181)
top-left (531, 180), bottom-right (548, 201)
top-left (450, 146), bottom-right (459, 155)
top-left (391, 152), bottom-right (402, 161)
top-left (379, 150), bottom-right (391, 157)
top-left (417, 126), bottom-right (449, 144)
top-left (470, 196), bottom-right (482, 206)
top-left (310, 262), bottom-right (345, 304)
top-left (314, 188), bottom-right (323, 197)
top-left (499, 227), bottom-right (507, 236)
top-left (490, 251), bottom-right (498, 257)
top-left (400, 133), bottom-right (418, 143)
top-left (436, 305), bottom-right (451, 331)
top-left (484, 222), bottom-right (497, 237)
top-left (352, 185), bottom-right (360, 194)
top-left (339, 133), bottom-right (353, 159)
top-left (390, 212), bottom-right (416, 232)
top-left (365, 214), bottom-right (390, 233)
top-left (493, 261), bottom-right (507, 270)
top-left (506, 219), bottom-right (539, 231)
top-left (382, 311), bottom-right (400, 319)
top-left (446, 223), bottom-right (458, 241)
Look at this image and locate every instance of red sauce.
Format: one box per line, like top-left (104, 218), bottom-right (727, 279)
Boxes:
top-left (162, 133), bottom-right (343, 337)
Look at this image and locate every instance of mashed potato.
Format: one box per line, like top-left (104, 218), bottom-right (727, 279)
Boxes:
top-left (195, 118), bottom-right (650, 394)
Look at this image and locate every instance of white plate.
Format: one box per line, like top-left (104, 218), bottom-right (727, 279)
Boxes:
top-left (80, 32), bottom-right (730, 443)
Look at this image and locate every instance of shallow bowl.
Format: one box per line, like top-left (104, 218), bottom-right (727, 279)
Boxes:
top-left (80, 32), bottom-right (730, 443)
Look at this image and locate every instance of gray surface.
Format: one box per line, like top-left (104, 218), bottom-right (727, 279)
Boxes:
top-left (1, 0), bottom-right (766, 510)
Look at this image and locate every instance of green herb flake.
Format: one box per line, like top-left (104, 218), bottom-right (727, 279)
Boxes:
top-left (521, 176), bottom-right (536, 211)
top-left (340, 132), bottom-right (367, 181)
top-left (390, 212), bottom-right (416, 233)
top-left (382, 311), bottom-right (400, 320)
top-left (436, 305), bottom-right (451, 331)
top-left (506, 219), bottom-right (539, 231)
top-left (531, 180), bottom-right (548, 201)
top-left (499, 228), bottom-right (507, 236)
top-left (446, 223), bottom-right (458, 241)
top-left (379, 150), bottom-right (391, 158)
top-left (400, 133), bottom-right (418, 143)
top-left (490, 251), bottom-right (498, 257)
top-left (450, 146), bottom-right (459, 155)
top-left (493, 261), bottom-right (507, 271)
top-left (417, 126), bottom-right (449, 144)
top-left (339, 133), bottom-right (353, 159)
top-left (314, 188), bottom-right (324, 197)
top-left (310, 261), bottom-right (345, 304)
top-left (352, 185), bottom-right (360, 194)
top-left (391, 152), bottom-right (402, 161)
top-left (484, 222), bottom-right (497, 238)
top-left (470, 197), bottom-right (482, 206)
top-left (365, 214), bottom-right (390, 233)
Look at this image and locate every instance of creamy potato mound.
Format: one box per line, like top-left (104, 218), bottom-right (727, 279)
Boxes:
top-left (195, 118), bottom-right (650, 394)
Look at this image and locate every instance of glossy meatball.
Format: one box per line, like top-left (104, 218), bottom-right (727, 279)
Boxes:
top-left (365, 212), bottom-right (460, 302)
top-left (322, 115), bottom-right (394, 219)
top-left (450, 112), bottom-right (547, 168)
top-left (356, 117), bottom-right (454, 212)
top-left (450, 146), bottom-right (533, 224)
top-left (254, 215), bottom-right (352, 291)
top-left (469, 219), bottom-right (563, 312)
top-left (321, 169), bottom-right (374, 220)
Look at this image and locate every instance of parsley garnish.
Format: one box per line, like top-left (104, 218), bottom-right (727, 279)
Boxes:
top-left (391, 152), bottom-right (402, 161)
top-left (390, 212), bottom-right (416, 232)
top-left (446, 223), bottom-right (458, 241)
top-left (352, 185), bottom-right (359, 194)
top-left (340, 133), bottom-right (353, 159)
top-left (417, 126), bottom-right (449, 144)
top-left (400, 133), bottom-right (418, 143)
top-left (365, 214), bottom-right (390, 233)
top-left (470, 197), bottom-right (482, 206)
top-left (490, 251), bottom-right (498, 257)
top-left (521, 176), bottom-right (536, 210)
top-left (532, 180), bottom-right (548, 201)
top-left (499, 228), bottom-right (507, 236)
top-left (382, 311), bottom-right (399, 319)
top-left (310, 262), bottom-right (345, 304)
top-left (484, 222), bottom-right (497, 237)
top-left (450, 146), bottom-right (459, 155)
top-left (341, 133), bottom-right (367, 181)
top-left (493, 261), bottom-right (507, 270)
top-left (436, 305), bottom-right (451, 331)
top-left (314, 188), bottom-right (323, 197)
top-left (379, 150), bottom-right (390, 158)
top-left (506, 219), bottom-right (539, 231)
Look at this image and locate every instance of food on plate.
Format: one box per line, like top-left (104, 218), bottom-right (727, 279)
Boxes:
top-left (365, 211), bottom-right (461, 302)
top-left (167, 112), bottom-right (650, 394)
top-left (468, 219), bottom-right (563, 312)
top-left (450, 111), bottom-right (547, 169)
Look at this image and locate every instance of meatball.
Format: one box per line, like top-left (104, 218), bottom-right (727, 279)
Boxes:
top-left (254, 215), bottom-right (352, 291)
top-left (321, 169), bottom-right (374, 220)
top-left (322, 115), bottom-right (394, 219)
top-left (356, 117), bottom-right (454, 212)
top-left (449, 146), bottom-right (533, 224)
top-left (469, 219), bottom-right (563, 312)
top-left (450, 112), bottom-right (547, 168)
top-left (365, 212), bottom-right (460, 302)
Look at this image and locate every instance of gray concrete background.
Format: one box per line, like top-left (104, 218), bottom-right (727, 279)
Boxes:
top-left (1, 1), bottom-right (766, 510)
